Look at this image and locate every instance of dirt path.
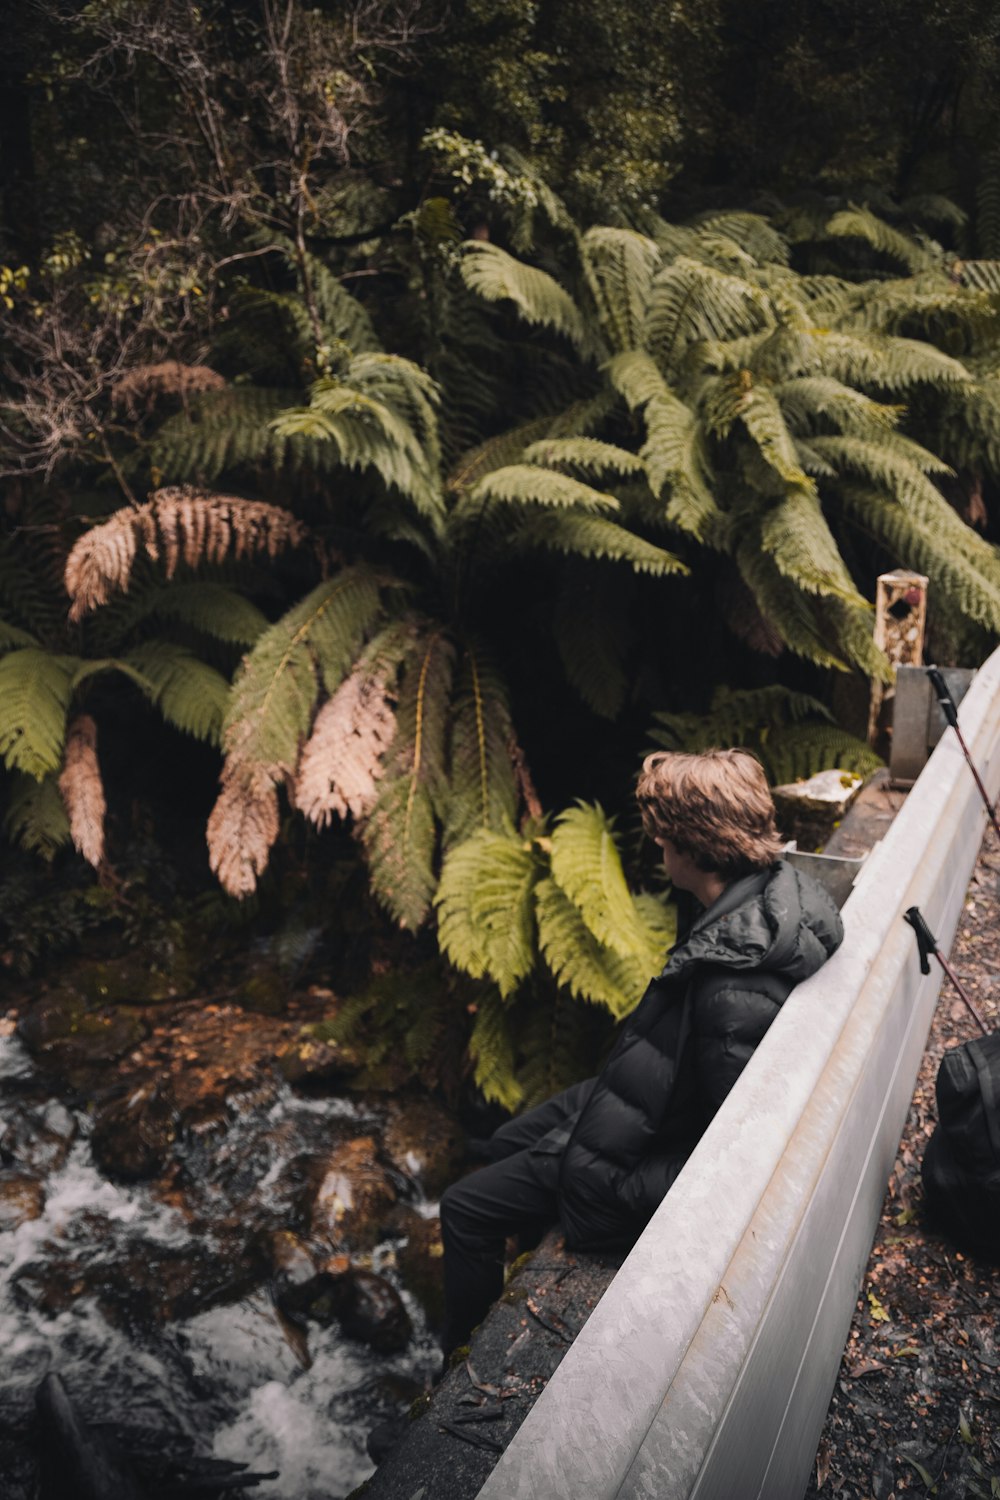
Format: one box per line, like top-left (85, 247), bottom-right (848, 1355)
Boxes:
top-left (807, 832), bottom-right (1000, 1500)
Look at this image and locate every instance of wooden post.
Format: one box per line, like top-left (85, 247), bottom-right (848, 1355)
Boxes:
top-left (868, 569), bottom-right (928, 745)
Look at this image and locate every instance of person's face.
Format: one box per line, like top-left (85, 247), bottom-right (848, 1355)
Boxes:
top-left (655, 836), bottom-right (699, 892)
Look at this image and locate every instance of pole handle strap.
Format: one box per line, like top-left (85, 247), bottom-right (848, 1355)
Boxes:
top-left (903, 905), bottom-right (938, 975)
top-left (925, 664), bottom-right (960, 730)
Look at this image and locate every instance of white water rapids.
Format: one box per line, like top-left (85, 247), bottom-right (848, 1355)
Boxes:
top-left (0, 1029), bottom-right (440, 1498)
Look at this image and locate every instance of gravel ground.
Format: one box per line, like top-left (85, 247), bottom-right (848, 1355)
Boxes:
top-left (806, 831), bottom-right (1000, 1500)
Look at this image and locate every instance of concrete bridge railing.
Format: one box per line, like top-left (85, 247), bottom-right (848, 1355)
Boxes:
top-left (476, 643), bottom-right (1000, 1500)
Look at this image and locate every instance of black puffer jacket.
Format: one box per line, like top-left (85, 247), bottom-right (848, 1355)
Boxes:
top-left (554, 860), bottom-right (844, 1251)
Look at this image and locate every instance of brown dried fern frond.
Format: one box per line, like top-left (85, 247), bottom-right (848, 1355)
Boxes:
top-left (112, 361), bottom-right (226, 419)
top-left (65, 487), bottom-right (309, 620)
top-left (58, 715), bottom-right (106, 868)
top-left (206, 759), bottom-right (282, 899)
top-left (294, 663), bottom-right (397, 826)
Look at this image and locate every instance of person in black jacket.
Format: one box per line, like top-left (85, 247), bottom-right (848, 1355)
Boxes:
top-left (438, 748), bottom-right (844, 1356)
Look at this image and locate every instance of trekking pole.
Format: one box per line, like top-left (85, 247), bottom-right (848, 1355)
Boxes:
top-left (903, 906), bottom-right (990, 1036)
top-left (925, 665), bottom-right (1000, 843)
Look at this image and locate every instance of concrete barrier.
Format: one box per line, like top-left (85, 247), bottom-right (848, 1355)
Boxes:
top-left (477, 646), bottom-right (1000, 1500)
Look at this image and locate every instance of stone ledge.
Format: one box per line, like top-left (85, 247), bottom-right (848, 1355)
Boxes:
top-left (354, 1231), bottom-right (621, 1499)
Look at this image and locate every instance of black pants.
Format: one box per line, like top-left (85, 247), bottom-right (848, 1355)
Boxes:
top-left (439, 1079), bottom-right (595, 1356)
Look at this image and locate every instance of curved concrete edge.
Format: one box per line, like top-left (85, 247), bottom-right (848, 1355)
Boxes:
top-left (477, 647), bottom-right (1000, 1500)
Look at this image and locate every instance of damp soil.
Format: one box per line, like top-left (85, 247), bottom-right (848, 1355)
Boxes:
top-left (806, 833), bottom-right (1000, 1500)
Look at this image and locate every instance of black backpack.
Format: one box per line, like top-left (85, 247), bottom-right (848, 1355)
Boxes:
top-left (921, 1033), bottom-right (1000, 1261)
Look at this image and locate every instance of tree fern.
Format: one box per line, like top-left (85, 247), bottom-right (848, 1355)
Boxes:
top-left (466, 464), bottom-right (620, 515)
top-left (649, 684), bottom-right (881, 786)
top-left (534, 875), bottom-right (650, 1019)
top-left (133, 582), bottom-right (269, 647)
top-left (436, 828), bottom-right (541, 996)
top-left (521, 436), bottom-right (645, 477)
top-left (512, 510), bottom-right (688, 575)
top-left (581, 226), bottom-right (659, 354)
top-left (220, 566), bottom-right (384, 777)
top-left (125, 642), bottom-right (230, 745)
top-left (468, 989), bottom-right (524, 1112)
top-left (825, 207), bottom-right (936, 274)
top-left (459, 241), bottom-right (585, 349)
top-left (444, 642), bottom-right (517, 846)
top-left (548, 803), bottom-right (666, 971)
top-left (3, 771), bottom-right (71, 859)
top-left (363, 629), bottom-right (455, 929)
top-left (0, 650), bottom-right (75, 779)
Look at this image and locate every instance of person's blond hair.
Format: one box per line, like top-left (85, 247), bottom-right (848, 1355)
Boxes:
top-left (636, 748), bottom-right (783, 879)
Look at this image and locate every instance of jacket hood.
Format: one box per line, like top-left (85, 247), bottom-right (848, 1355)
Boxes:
top-left (662, 860), bottom-right (843, 986)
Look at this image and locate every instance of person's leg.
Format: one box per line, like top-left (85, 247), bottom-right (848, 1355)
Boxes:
top-left (480, 1077), bottom-right (595, 1162)
top-left (439, 1143), bottom-right (561, 1357)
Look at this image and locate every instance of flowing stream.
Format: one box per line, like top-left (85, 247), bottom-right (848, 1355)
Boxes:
top-left (0, 1029), bottom-right (440, 1497)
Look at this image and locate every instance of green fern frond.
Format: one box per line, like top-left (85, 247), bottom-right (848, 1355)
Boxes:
top-left (548, 803), bottom-right (665, 969)
top-left (758, 492), bottom-right (865, 602)
top-left (468, 464), bottom-right (619, 514)
top-left (125, 642), bottom-right (230, 745)
top-left (534, 875), bottom-right (648, 1019)
top-left (773, 377), bottom-right (901, 436)
top-left (3, 771), bottom-right (71, 858)
top-left (152, 387), bottom-right (297, 484)
top-left (732, 382), bottom-right (816, 494)
top-left (764, 723), bottom-right (884, 785)
top-left (448, 417), bottom-right (556, 498)
top-left (809, 433), bottom-right (951, 511)
top-left (649, 685), bottom-right (880, 785)
top-left (811, 331), bottom-right (969, 391)
top-left (522, 437), bottom-right (644, 477)
top-left (468, 990), bottom-right (524, 1111)
top-left (840, 487), bottom-right (1000, 631)
top-left (223, 566), bottom-right (383, 772)
top-left (436, 827), bottom-right (541, 996)
top-left (650, 683), bottom-right (832, 752)
top-left (581, 226), bottom-right (660, 354)
top-left (607, 351), bottom-right (723, 542)
top-left (513, 510), bottom-right (688, 575)
top-left (363, 630), bottom-right (455, 930)
top-left (0, 650), bottom-right (75, 779)
top-left (460, 242), bottom-right (586, 348)
top-left (695, 213), bottom-right (790, 267)
top-left (735, 540), bottom-right (855, 671)
top-left (825, 208), bottom-right (935, 274)
top-left (445, 642), bottom-right (517, 846)
top-left (272, 372), bottom-right (443, 521)
top-left (134, 583), bottom-right (269, 647)
top-left (645, 257), bottom-right (766, 375)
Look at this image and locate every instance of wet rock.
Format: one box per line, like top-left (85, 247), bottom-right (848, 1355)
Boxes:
top-left (381, 1096), bottom-right (464, 1198)
top-left (336, 1268), bottom-right (412, 1354)
top-left (90, 1085), bottom-right (176, 1181)
top-left (16, 991), bottom-right (147, 1083)
top-left (0, 1100), bottom-right (76, 1174)
top-left (275, 1031), bottom-right (362, 1087)
top-left (268, 1230), bottom-right (322, 1318)
top-left (311, 1136), bottom-right (397, 1249)
top-left (14, 1243), bottom-right (255, 1329)
top-left (0, 1171), bottom-right (44, 1231)
top-left (393, 1209), bottom-right (445, 1331)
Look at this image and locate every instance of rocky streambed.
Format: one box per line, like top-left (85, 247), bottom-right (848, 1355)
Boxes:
top-left (0, 972), bottom-right (464, 1498)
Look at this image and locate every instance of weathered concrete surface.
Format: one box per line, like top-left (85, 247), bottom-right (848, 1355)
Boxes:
top-left (353, 1232), bottom-right (621, 1499)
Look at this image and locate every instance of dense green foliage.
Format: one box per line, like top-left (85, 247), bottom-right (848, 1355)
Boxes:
top-left (4, 0), bottom-right (1000, 1101)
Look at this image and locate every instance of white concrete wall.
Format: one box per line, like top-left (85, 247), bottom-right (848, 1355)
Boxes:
top-left (477, 645), bottom-right (1000, 1500)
